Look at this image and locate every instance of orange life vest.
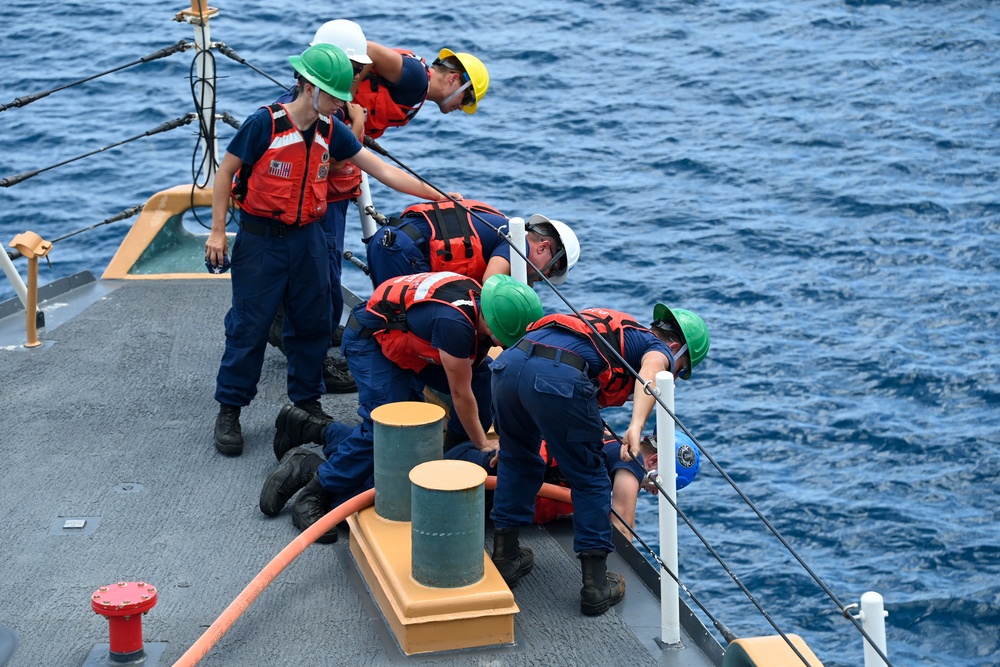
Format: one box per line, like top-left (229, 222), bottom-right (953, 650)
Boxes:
top-left (397, 199), bottom-right (505, 282)
top-left (366, 272), bottom-right (482, 372)
top-left (534, 440), bottom-right (575, 524)
top-left (355, 50), bottom-right (428, 139)
top-left (326, 157), bottom-right (363, 202)
top-left (232, 104), bottom-right (333, 225)
top-left (527, 308), bottom-right (647, 408)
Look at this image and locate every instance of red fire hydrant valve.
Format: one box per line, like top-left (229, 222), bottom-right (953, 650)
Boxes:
top-left (91, 581), bottom-right (158, 661)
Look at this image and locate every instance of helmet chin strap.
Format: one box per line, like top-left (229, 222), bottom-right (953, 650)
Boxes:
top-left (442, 79), bottom-right (471, 106)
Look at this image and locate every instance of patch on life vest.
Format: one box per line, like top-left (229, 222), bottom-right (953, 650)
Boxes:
top-left (318, 165), bottom-right (329, 179)
top-left (321, 151), bottom-right (330, 162)
top-left (268, 160), bottom-right (292, 178)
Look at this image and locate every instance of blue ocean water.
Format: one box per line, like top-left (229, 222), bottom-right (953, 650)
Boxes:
top-left (2, 1), bottom-right (999, 665)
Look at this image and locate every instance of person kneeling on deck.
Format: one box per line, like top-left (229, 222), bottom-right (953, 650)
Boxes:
top-left (259, 273), bottom-right (544, 540)
top-left (448, 431), bottom-right (700, 534)
top-left (365, 198), bottom-right (581, 288)
top-left (489, 303), bottom-right (709, 615)
top-left (205, 43), bottom-right (446, 457)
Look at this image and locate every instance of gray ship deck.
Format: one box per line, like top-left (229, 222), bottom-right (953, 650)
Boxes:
top-left (0, 277), bottom-right (722, 667)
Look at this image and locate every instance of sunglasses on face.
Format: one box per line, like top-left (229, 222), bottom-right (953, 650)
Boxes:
top-left (352, 62), bottom-right (365, 77)
top-left (460, 74), bottom-right (475, 106)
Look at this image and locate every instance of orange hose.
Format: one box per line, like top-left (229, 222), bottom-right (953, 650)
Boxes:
top-left (171, 488), bottom-right (375, 667)
top-left (171, 477), bottom-right (573, 666)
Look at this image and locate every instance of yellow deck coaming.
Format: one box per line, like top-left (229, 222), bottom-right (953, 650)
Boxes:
top-left (102, 184), bottom-right (226, 281)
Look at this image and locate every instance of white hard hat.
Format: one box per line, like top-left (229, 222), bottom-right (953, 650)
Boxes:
top-left (310, 20), bottom-right (371, 64)
top-left (527, 214), bottom-right (580, 285)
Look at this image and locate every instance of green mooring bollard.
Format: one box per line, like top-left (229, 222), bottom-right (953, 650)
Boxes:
top-left (410, 460), bottom-right (488, 588)
top-left (371, 401), bottom-right (445, 521)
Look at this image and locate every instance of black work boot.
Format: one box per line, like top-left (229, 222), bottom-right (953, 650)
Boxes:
top-left (578, 550), bottom-right (626, 616)
top-left (291, 473), bottom-right (338, 543)
top-left (259, 447), bottom-right (325, 517)
top-left (330, 324), bottom-right (345, 348)
top-left (293, 398), bottom-right (333, 420)
top-left (273, 403), bottom-right (332, 461)
top-left (322, 356), bottom-right (357, 394)
top-left (214, 404), bottom-right (243, 456)
top-left (491, 527), bottom-right (534, 588)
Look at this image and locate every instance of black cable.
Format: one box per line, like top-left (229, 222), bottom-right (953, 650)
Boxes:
top-left (0, 41), bottom-right (190, 113)
top-left (6, 205), bottom-right (144, 261)
top-left (608, 504), bottom-right (738, 645)
top-left (603, 421), bottom-right (895, 667)
top-left (1, 116), bottom-right (196, 187)
top-left (214, 42), bottom-right (288, 90)
top-left (361, 137), bottom-right (893, 663)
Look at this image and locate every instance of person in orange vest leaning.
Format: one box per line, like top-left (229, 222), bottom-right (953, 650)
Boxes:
top-left (206, 44), bottom-right (446, 457)
top-left (488, 303), bottom-right (710, 616)
top-left (365, 199), bottom-right (581, 288)
top-left (449, 429), bottom-right (701, 534)
top-left (258, 273), bottom-right (543, 542)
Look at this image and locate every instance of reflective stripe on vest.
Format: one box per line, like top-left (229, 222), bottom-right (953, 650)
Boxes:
top-left (366, 272), bottom-right (482, 372)
top-left (233, 104), bottom-right (333, 225)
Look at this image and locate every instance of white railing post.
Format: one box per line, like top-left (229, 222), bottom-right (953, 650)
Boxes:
top-left (355, 172), bottom-right (378, 241)
top-left (655, 370), bottom-right (680, 645)
top-left (860, 591), bottom-right (889, 667)
top-left (507, 217), bottom-right (527, 284)
top-left (187, 17), bottom-right (218, 183)
top-left (1, 249), bottom-right (29, 308)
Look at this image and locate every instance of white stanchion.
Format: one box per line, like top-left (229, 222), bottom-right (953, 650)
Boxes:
top-left (355, 172), bottom-right (378, 241)
top-left (860, 591), bottom-right (889, 667)
top-left (655, 370), bottom-right (680, 645)
top-left (191, 23), bottom-right (217, 184)
top-left (1, 249), bottom-right (28, 307)
top-left (507, 217), bottom-right (527, 284)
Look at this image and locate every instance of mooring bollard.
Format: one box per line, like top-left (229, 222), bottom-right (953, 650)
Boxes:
top-left (410, 460), bottom-right (488, 588)
top-left (371, 401), bottom-right (445, 521)
top-left (91, 581), bottom-right (158, 664)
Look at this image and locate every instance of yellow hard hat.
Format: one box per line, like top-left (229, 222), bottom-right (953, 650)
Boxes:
top-left (438, 48), bottom-right (488, 114)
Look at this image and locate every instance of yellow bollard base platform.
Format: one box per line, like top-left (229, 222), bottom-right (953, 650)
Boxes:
top-left (348, 506), bottom-right (518, 655)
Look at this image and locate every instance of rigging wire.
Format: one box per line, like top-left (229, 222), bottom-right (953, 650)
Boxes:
top-left (0, 26), bottom-right (893, 663)
top-left (0, 116), bottom-right (197, 188)
top-left (214, 42), bottom-right (288, 90)
top-left (0, 41), bottom-right (190, 113)
top-left (5, 205), bottom-right (144, 261)
top-left (358, 136), bottom-right (894, 665)
top-left (604, 417), bottom-right (895, 666)
top-left (607, 502), bottom-right (738, 645)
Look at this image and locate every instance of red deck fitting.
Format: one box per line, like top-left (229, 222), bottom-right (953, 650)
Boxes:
top-left (91, 581), bottom-right (158, 662)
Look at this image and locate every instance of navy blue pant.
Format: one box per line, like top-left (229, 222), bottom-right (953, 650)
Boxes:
top-left (215, 220), bottom-right (331, 406)
top-left (321, 199), bottom-right (349, 326)
top-left (489, 343), bottom-right (612, 553)
top-left (364, 224), bottom-right (431, 289)
top-left (316, 306), bottom-right (493, 506)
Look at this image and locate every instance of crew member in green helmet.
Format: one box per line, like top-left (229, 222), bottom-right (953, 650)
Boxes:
top-left (488, 302), bottom-right (709, 616)
top-left (206, 43), bottom-right (444, 457)
top-left (256, 273), bottom-right (544, 543)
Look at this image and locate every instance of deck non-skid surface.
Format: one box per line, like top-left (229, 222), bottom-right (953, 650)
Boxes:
top-left (0, 280), bottom-right (717, 667)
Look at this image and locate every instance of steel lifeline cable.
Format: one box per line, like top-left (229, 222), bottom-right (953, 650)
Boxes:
top-left (345, 137), bottom-right (896, 667)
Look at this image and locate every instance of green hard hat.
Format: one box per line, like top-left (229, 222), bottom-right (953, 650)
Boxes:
top-left (288, 43), bottom-right (354, 102)
top-left (481, 274), bottom-right (544, 348)
top-left (652, 303), bottom-right (710, 379)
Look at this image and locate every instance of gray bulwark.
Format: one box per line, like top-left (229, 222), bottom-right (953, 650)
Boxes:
top-left (0, 278), bottom-right (722, 667)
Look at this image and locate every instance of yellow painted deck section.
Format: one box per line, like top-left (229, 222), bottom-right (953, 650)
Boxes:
top-left (348, 506), bottom-right (518, 655)
top-left (102, 184), bottom-right (225, 280)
